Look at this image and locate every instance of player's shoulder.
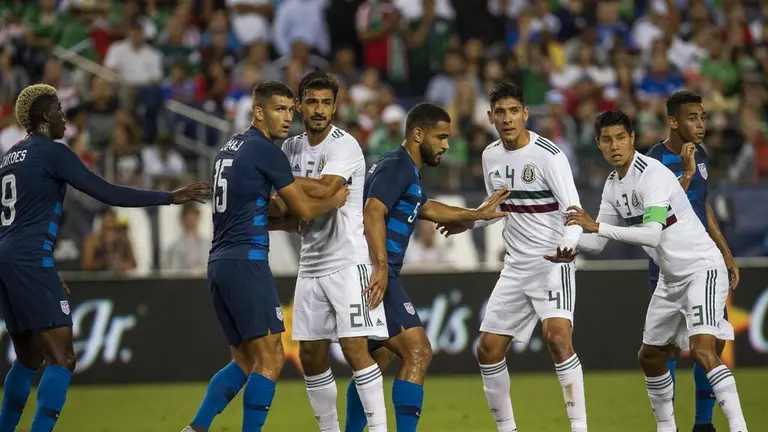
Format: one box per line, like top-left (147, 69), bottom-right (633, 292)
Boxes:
top-left (281, 132), bottom-right (307, 153)
top-left (530, 132), bottom-right (564, 158)
top-left (327, 126), bottom-right (363, 155)
top-left (634, 153), bottom-right (676, 186)
top-left (482, 139), bottom-right (503, 156)
top-left (368, 148), bottom-right (413, 177)
top-left (644, 142), bottom-right (666, 161)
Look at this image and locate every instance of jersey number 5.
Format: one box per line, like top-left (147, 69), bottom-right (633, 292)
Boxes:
top-left (1, 174), bottom-right (16, 226)
top-left (213, 159), bottom-right (233, 213)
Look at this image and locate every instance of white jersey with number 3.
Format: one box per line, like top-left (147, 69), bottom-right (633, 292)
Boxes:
top-left (599, 152), bottom-right (723, 282)
top-left (282, 125), bottom-right (370, 277)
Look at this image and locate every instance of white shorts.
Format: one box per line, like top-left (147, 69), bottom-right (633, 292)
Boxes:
top-left (643, 268), bottom-right (734, 350)
top-left (480, 263), bottom-right (576, 343)
top-left (292, 264), bottom-right (389, 341)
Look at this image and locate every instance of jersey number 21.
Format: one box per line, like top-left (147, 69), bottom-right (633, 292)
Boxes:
top-left (213, 159), bottom-right (233, 213)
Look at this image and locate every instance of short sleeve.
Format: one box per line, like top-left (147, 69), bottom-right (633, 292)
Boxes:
top-left (321, 137), bottom-right (365, 182)
top-left (366, 159), bottom-right (413, 212)
top-left (258, 141), bottom-right (295, 191)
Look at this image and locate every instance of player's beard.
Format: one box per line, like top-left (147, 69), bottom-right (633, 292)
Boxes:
top-left (419, 143), bottom-right (441, 167)
top-left (307, 116), bottom-right (331, 134)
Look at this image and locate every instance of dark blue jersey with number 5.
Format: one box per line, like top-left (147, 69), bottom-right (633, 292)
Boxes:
top-left (0, 133), bottom-right (172, 267)
top-left (364, 146), bottom-right (428, 278)
top-left (209, 127), bottom-right (295, 262)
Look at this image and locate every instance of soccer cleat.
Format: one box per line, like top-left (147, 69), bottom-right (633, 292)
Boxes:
top-left (180, 427), bottom-right (196, 432)
top-left (692, 425), bottom-right (715, 432)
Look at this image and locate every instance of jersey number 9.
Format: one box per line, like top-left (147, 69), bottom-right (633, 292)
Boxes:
top-left (213, 159), bottom-right (233, 213)
top-left (1, 174), bottom-right (16, 226)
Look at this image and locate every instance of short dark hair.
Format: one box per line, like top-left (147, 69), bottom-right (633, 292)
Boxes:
top-left (666, 91), bottom-right (703, 118)
top-left (298, 70), bottom-right (339, 102)
top-left (405, 103), bottom-right (451, 136)
top-left (593, 110), bottom-right (634, 137)
top-left (252, 80), bottom-right (294, 107)
top-left (489, 82), bottom-right (525, 107)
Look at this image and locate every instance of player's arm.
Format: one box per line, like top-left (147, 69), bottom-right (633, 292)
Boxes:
top-left (544, 152), bottom-right (583, 250)
top-left (293, 175), bottom-right (348, 199)
top-left (52, 143), bottom-right (174, 207)
top-left (678, 142), bottom-right (698, 191)
top-left (418, 190), bottom-right (509, 224)
top-left (705, 202), bottom-right (739, 289)
top-left (472, 151), bottom-right (504, 229)
top-left (268, 215), bottom-right (300, 233)
top-left (577, 199), bottom-right (624, 254)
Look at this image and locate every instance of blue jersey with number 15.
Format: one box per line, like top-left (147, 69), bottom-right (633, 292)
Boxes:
top-left (364, 146), bottom-right (428, 278)
top-left (209, 127), bottom-right (295, 262)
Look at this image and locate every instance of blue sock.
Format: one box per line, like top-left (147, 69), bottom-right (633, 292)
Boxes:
top-left (344, 379), bottom-right (367, 432)
top-left (0, 363), bottom-right (38, 432)
top-left (30, 365), bottom-right (72, 432)
top-left (666, 358), bottom-right (676, 401)
top-left (192, 362), bottom-right (247, 429)
top-left (693, 362), bottom-right (716, 425)
top-left (392, 379), bottom-right (423, 432)
top-left (242, 373), bottom-right (276, 432)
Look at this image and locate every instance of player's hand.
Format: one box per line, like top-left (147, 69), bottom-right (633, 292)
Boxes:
top-left (61, 278), bottom-right (70, 296)
top-left (436, 221), bottom-right (473, 237)
top-left (329, 185), bottom-right (350, 209)
top-left (726, 258), bottom-right (740, 292)
top-left (681, 142), bottom-right (697, 176)
top-left (363, 265), bottom-right (388, 309)
top-left (172, 182), bottom-right (213, 204)
top-left (565, 206), bottom-right (599, 233)
top-left (474, 186), bottom-right (511, 220)
top-left (544, 246), bottom-right (579, 263)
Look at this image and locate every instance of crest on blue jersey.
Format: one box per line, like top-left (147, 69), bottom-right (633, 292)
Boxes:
top-left (60, 300), bottom-right (70, 315)
top-left (276, 307), bottom-right (283, 322)
top-left (698, 163), bottom-right (708, 180)
top-left (404, 302), bottom-right (415, 315)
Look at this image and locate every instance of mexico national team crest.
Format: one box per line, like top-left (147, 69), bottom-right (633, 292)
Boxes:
top-left (698, 163), bottom-right (708, 180)
top-left (522, 164), bottom-right (536, 184)
top-left (275, 307), bottom-right (283, 322)
top-left (318, 155), bottom-right (326, 174)
top-left (631, 190), bottom-right (641, 209)
top-left (60, 300), bottom-right (70, 315)
top-left (404, 302), bottom-right (415, 315)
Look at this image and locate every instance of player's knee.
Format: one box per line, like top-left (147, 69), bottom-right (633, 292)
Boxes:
top-left (373, 347), bottom-right (394, 372)
top-left (543, 329), bottom-right (573, 361)
top-left (339, 338), bottom-right (372, 370)
top-left (637, 345), bottom-right (665, 369)
top-left (716, 338), bottom-right (726, 356)
top-left (400, 336), bottom-right (432, 373)
top-left (689, 344), bottom-right (719, 371)
top-left (476, 336), bottom-right (505, 364)
top-left (299, 342), bottom-right (331, 374)
top-left (46, 350), bottom-right (76, 372)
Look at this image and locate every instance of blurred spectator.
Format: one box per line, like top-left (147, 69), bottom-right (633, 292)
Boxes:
top-left (404, 220), bottom-right (457, 266)
top-left (81, 207), bottom-right (137, 273)
top-left (273, 0), bottom-right (331, 57)
top-left (0, 106), bottom-right (24, 155)
top-left (82, 76), bottom-right (120, 150)
top-left (368, 103), bottom-right (405, 163)
top-left (356, 0), bottom-right (408, 89)
top-left (163, 203), bottom-right (210, 272)
top-left (226, 0), bottom-right (273, 46)
top-left (141, 134), bottom-right (187, 189)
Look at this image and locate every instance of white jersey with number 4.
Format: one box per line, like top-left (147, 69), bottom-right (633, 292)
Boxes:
top-left (281, 125), bottom-right (370, 277)
top-left (481, 132), bottom-right (582, 274)
top-left (598, 152), bottom-right (723, 282)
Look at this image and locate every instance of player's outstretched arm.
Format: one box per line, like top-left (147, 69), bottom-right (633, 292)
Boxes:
top-left (268, 215), bottom-right (300, 233)
top-left (418, 187), bottom-right (510, 224)
top-left (275, 182), bottom-right (349, 221)
top-left (53, 144), bottom-right (211, 207)
top-left (705, 203), bottom-right (739, 290)
top-left (362, 198), bottom-right (389, 309)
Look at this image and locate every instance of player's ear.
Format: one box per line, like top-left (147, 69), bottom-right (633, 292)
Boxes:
top-left (668, 115), bottom-right (677, 130)
top-left (252, 104), bottom-right (264, 123)
top-left (487, 110), bottom-right (493, 125)
top-left (294, 98), bottom-right (301, 112)
top-left (412, 127), bottom-right (424, 144)
top-left (523, 105), bottom-right (529, 122)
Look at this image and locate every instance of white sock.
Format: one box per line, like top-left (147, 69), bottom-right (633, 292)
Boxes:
top-left (707, 365), bottom-right (748, 432)
top-left (479, 359), bottom-right (517, 432)
top-left (645, 371), bottom-right (677, 432)
top-left (304, 369), bottom-right (340, 432)
top-left (353, 364), bottom-right (387, 432)
top-left (555, 354), bottom-right (587, 432)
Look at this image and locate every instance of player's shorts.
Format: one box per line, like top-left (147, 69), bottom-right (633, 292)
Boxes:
top-left (366, 274), bottom-right (423, 353)
top-left (649, 261), bottom-right (729, 322)
top-left (480, 263), bottom-right (576, 344)
top-left (208, 259), bottom-right (284, 347)
top-left (292, 264), bottom-right (389, 341)
top-left (0, 263), bottom-right (72, 333)
top-left (643, 267), bottom-right (734, 350)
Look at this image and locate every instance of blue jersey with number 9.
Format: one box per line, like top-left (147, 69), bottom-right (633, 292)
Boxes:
top-left (209, 127), bottom-right (295, 262)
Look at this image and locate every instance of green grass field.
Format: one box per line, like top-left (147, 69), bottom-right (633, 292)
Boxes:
top-left (6, 368), bottom-right (767, 431)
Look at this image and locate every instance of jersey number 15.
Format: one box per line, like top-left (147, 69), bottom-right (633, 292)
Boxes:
top-left (213, 159), bottom-right (233, 213)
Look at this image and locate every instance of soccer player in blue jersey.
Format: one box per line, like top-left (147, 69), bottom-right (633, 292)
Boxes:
top-left (0, 84), bottom-right (211, 432)
top-left (343, 102), bottom-right (510, 432)
top-left (183, 81), bottom-right (349, 432)
top-left (646, 91), bottom-right (739, 432)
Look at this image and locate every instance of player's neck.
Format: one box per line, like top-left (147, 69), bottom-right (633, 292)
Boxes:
top-left (251, 122), bottom-right (273, 141)
top-left (616, 153), bottom-right (635, 179)
top-left (501, 129), bottom-right (531, 151)
top-left (306, 124), bottom-right (333, 146)
top-left (32, 125), bottom-right (52, 140)
top-left (663, 136), bottom-right (685, 155)
top-left (401, 141), bottom-right (423, 169)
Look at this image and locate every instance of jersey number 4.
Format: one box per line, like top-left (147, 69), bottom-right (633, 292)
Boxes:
top-left (1, 174), bottom-right (16, 226)
top-left (213, 159), bottom-right (233, 213)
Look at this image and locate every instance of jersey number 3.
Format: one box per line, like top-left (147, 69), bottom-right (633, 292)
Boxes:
top-left (213, 159), bottom-right (233, 213)
top-left (1, 174), bottom-right (16, 226)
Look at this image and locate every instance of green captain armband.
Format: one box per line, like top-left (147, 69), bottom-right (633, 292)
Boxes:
top-left (643, 206), bottom-right (667, 225)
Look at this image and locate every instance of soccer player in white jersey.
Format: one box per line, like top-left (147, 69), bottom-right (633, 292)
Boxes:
top-left (276, 71), bottom-right (388, 431)
top-left (567, 110), bottom-right (748, 432)
top-left (438, 82), bottom-right (587, 432)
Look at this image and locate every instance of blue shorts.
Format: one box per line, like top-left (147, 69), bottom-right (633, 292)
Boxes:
top-left (368, 275), bottom-right (422, 353)
top-left (208, 259), bottom-right (284, 347)
top-left (649, 261), bottom-right (729, 321)
top-left (0, 263), bottom-right (72, 333)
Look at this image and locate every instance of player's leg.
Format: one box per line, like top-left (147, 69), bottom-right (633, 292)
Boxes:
top-left (293, 274), bottom-right (341, 432)
top-left (344, 342), bottom-right (393, 432)
top-left (30, 326), bottom-right (76, 432)
top-left (0, 331), bottom-right (42, 431)
top-left (331, 265), bottom-right (389, 432)
top-left (380, 277), bottom-right (431, 432)
top-left (651, 265), bottom-right (679, 391)
top-left (640, 285), bottom-right (685, 432)
top-left (691, 310), bottom-right (728, 432)
top-left (240, 331), bottom-right (286, 432)
top-left (476, 332), bottom-right (516, 432)
top-left (536, 263), bottom-right (586, 432)
top-left (686, 269), bottom-right (745, 431)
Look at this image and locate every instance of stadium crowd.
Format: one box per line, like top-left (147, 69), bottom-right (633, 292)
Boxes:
top-left (0, 0), bottom-right (767, 271)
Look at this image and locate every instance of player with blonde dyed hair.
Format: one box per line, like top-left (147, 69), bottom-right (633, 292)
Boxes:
top-left (0, 84), bottom-right (210, 431)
